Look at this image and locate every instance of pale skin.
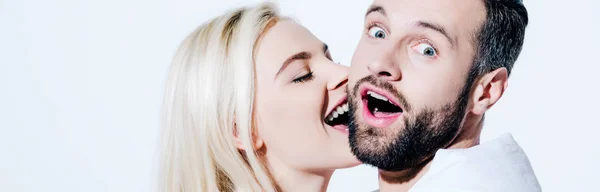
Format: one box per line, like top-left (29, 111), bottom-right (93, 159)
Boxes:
top-left (235, 20), bottom-right (360, 192)
top-left (349, 0), bottom-right (509, 191)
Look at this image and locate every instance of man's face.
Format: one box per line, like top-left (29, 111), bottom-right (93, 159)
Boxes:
top-left (347, 0), bottom-right (486, 171)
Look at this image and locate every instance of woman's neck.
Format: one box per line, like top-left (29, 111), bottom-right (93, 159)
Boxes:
top-left (276, 169), bottom-right (333, 192)
top-left (266, 157), bottom-right (334, 192)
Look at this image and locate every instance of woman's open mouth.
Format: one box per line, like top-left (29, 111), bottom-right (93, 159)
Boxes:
top-left (325, 98), bottom-right (349, 133)
top-left (361, 87), bottom-right (403, 128)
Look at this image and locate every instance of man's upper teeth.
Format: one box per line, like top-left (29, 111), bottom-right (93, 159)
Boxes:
top-left (368, 91), bottom-right (388, 102)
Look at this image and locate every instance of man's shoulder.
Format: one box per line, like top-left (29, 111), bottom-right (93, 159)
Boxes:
top-left (410, 133), bottom-right (542, 192)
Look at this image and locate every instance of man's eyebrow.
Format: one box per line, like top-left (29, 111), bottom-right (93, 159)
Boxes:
top-left (275, 52), bottom-right (312, 79)
top-left (416, 21), bottom-right (456, 47)
top-left (366, 4), bottom-right (385, 17)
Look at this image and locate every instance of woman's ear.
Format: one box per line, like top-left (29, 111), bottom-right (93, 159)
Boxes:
top-left (470, 68), bottom-right (508, 115)
top-left (233, 124), bottom-right (245, 150)
top-left (234, 123), bottom-right (264, 150)
top-left (252, 135), bottom-right (264, 150)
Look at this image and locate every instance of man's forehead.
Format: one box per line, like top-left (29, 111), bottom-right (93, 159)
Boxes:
top-left (370, 0), bottom-right (486, 33)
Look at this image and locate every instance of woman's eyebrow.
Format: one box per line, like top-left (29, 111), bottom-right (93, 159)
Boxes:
top-left (275, 51), bottom-right (312, 79)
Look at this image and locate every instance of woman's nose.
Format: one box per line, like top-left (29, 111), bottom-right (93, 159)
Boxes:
top-left (327, 63), bottom-right (349, 91)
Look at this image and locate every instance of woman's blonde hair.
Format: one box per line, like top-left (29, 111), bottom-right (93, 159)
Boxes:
top-left (158, 2), bottom-right (283, 192)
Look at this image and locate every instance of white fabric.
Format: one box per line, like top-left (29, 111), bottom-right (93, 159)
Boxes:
top-left (408, 133), bottom-right (542, 192)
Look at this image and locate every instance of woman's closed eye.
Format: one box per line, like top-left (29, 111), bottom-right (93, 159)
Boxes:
top-left (292, 71), bottom-right (314, 83)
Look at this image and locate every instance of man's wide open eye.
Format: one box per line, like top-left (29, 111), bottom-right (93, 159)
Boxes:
top-left (368, 26), bottom-right (387, 39)
top-left (412, 43), bottom-right (437, 57)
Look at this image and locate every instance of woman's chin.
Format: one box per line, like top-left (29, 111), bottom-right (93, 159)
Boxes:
top-left (316, 156), bottom-right (362, 171)
top-left (334, 154), bottom-right (363, 169)
top-left (346, 156), bottom-right (363, 168)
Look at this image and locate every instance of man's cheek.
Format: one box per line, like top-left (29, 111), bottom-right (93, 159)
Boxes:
top-left (352, 57), bottom-right (372, 75)
top-left (410, 86), bottom-right (450, 109)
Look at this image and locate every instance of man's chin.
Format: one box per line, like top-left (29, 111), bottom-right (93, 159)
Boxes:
top-left (349, 128), bottom-right (410, 171)
top-left (351, 146), bottom-right (429, 172)
top-left (348, 121), bottom-right (435, 172)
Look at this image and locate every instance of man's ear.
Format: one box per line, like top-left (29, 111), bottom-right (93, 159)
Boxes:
top-left (234, 123), bottom-right (264, 150)
top-left (470, 68), bottom-right (508, 115)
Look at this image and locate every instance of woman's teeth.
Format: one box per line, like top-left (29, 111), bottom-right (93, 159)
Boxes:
top-left (328, 103), bottom-right (349, 121)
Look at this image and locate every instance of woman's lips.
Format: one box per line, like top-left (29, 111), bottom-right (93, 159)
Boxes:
top-left (331, 124), bottom-right (349, 134)
top-left (325, 96), bottom-right (348, 119)
top-left (324, 96), bottom-right (349, 134)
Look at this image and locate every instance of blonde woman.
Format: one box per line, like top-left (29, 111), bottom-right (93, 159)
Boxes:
top-left (158, 2), bottom-right (359, 192)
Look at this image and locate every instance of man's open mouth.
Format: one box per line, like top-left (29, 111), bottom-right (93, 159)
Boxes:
top-left (364, 90), bottom-right (403, 117)
top-left (325, 101), bottom-right (349, 128)
top-left (360, 88), bottom-right (403, 128)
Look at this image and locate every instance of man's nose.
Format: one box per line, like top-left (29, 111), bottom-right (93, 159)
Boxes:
top-left (367, 53), bottom-right (402, 82)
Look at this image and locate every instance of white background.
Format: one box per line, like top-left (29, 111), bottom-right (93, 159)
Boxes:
top-left (1, 0), bottom-right (599, 191)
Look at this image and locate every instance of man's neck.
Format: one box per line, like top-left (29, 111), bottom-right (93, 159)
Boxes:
top-left (448, 114), bottom-right (483, 149)
top-left (377, 115), bottom-right (483, 192)
top-left (378, 161), bottom-right (433, 192)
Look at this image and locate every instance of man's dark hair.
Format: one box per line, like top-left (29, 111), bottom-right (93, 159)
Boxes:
top-left (468, 0), bottom-right (529, 83)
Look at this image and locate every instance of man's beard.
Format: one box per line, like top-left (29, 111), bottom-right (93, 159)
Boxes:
top-left (347, 76), bottom-right (471, 172)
